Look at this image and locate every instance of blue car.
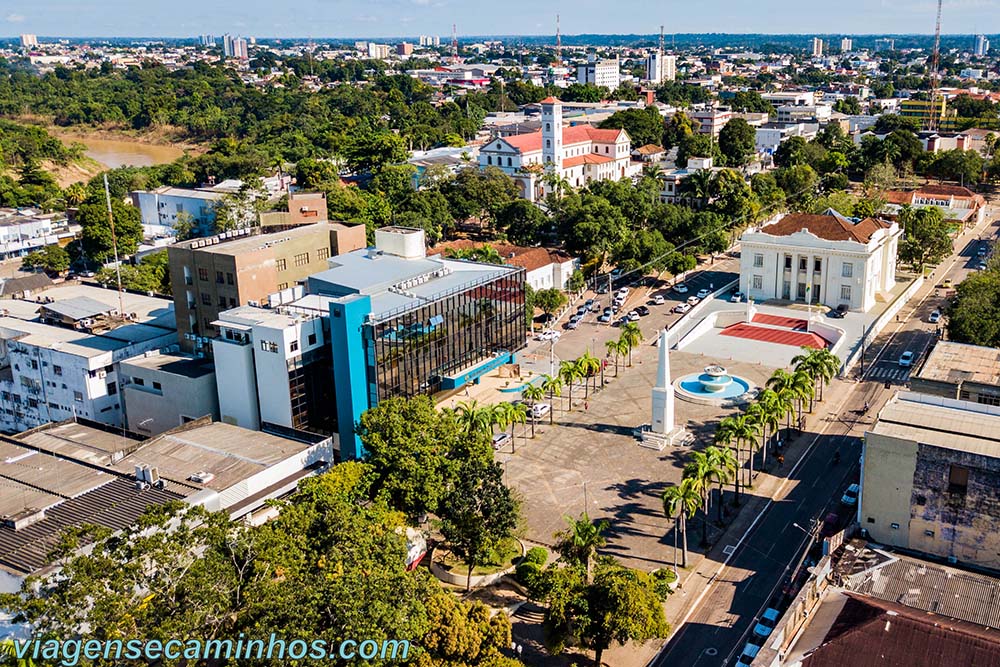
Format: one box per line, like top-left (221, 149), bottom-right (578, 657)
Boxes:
top-left (753, 608), bottom-right (781, 640)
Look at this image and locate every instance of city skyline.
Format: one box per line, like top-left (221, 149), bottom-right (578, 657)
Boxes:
top-left (3, 0), bottom-right (998, 39)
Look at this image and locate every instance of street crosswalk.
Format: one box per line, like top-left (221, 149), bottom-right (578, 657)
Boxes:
top-left (866, 366), bottom-right (911, 382)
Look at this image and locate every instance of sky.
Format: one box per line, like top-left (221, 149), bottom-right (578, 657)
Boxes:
top-left (2, 0), bottom-right (998, 38)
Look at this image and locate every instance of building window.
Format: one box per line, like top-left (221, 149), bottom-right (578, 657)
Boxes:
top-left (948, 465), bottom-right (969, 494)
top-left (546, 139), bottom-right (551, 148)
top-left (53, 365), bottom-right (62, 376)
top-left (784, 256), bottom-right (792, 269)
top-left (134, 377), bottom-right (145, 386)
top-left (866, 517), bottom-right (875, 524)
top-left (752, 275), bottom-right (763, 290)
top-left (216, 271), bottom-right (224, 284)
top-left (152, 381), bottom-right (162, 390)
top-left (842, 262), bottom-right (853, 278)
top-left (290, 340), bottom-right (299, 353)
top-left (201, 293), bottom-right (211, 306)
top-left (814, 258), bottom-right (822, 272)
top-left (294, 252), bottom-right (309, 267)
top-left (840, 285), bottom-right (852, 301)
top-left (276, 258), bottom-right (287, 271)
top-left (753, 253), bottom-right (763, 268)
top-left (317, 247), bottom-right (329, 261)
top-left (308, 333), bottom-right (317, 345)
top-left (198, 268), bottom-right (209, 281)
top-left (107, 382), bottom-right (117, 396)
top-left (278, 282), bottom-right (288, 290)
top-left (74, 391), bottom-right (83, 402)
top-left (799, 257), bottom-right (807, 271)
top-left (507, 157), bottom-right (512, 166)
top-left (226, 272), bottom-right (234, 285)
top-left (219, 296), bottom-right (227, 308)
top-left (260, 340), bottom-right (279, 353)
top-left (229, 298), bottom-right (236, 307)
top-left (487, 156), bottom-right (493, 165)
top-left (977, 393), bottom-right (1000, 407)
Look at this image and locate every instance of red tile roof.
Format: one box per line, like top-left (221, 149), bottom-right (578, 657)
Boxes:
top-left (563, 153), bottom-right (616, 167)
top-left (430, 240), bottom-right (574, 273)
top-left (634, 143), bottom-right (666, 155)
top-left (802, 593), bottom-right (1000, 667)
top-left (539, 96), bottom-right (561, 104)
top-left (500, 125), bottom-right (627, 154)
top-left (761, 212), bottom-right (892, 243)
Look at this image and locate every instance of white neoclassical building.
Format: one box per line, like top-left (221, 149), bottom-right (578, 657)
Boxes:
top-left (739, 210), bottom-right (901, 312)
top-left (478, 97), bottom-right (641, 201)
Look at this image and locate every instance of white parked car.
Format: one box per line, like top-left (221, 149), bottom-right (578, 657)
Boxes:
top-left (841, 483), bottom-right (860, 507)
top-left (673, 283), bottom-right (689, 294)
top-left (928, 311), bottom-right (941, 324)
top-left (651, 294), bottom-right (665, 305)
top-left (674, 302), bottom-right (692, 314)
top-left (628, 311), bottom-right (641, 321)
top-left (730, 292), bottom-right (744, 303)
top-left (530, 403), bottom-right (551, 419)
top-left (492, 432), bottom-right (511, 449)
top-left (696, 288), bottom-right (711, 299)
top-left (687, 296), bottom-right (701, 306)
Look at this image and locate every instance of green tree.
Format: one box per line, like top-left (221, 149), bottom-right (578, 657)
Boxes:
top-left (534, 288), bottom-right (568, 316)
top-left (598, 107), bottom-right (665, 148)
top-left (554, 513), bottom-right (610, 583)
top-left (540, 374), bottom-right (563, 424)
top-left (833, 97), bottom-right (862, 115)
top-left (718, 118), bottom-right (757, 167)
top-left (440, 458), bottom-right (519, 592)
top-left (21, 244), bottom-right (70, 274)
top-left (359, 396), bottom-right (486, 519)
top-left (947, 268), bottom-right (1000, 347)
top-left (77, 197), bottom-right (143, 264)
top-left (897, 206), bottom-right (952, 271)
top-left (662, 478), bottom-right (700, 568)
top-left (340, 129), bottom-right (409, 173)
top-left (585, 561), bottom-right (671, 665)
top-left (417, 593), bottom-right (520, 667)
top-left (521, 383), bottom-right (546, 438)
top-left (496, 199), bottom-right (548, 246)
top-left (619, 322), bottom-right (643, 366)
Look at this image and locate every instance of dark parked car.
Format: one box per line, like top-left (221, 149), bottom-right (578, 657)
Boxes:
top-left (636, 305), bottom-right (650, 316)
top-left (829, 304), bottom-right (848, 318)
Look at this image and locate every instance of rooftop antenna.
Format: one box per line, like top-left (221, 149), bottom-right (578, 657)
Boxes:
top-left (659, 25), bottom-right (665, 57)
top-left (451, 23), bottom-right (459, 64)
top-left (102, 173), bottom-right (125, 319)
top-left (928, 0), bottom-right (943, 131)
top-left (556, 14), bottom-right (562, 66)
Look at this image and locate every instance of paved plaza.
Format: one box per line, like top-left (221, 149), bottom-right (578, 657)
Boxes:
top-left (499, 338), bottom-right (777, 572)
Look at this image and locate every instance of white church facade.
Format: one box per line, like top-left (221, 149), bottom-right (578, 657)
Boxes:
top-left (739, 210), bottom-right (901, 313)
top-left (478, 97), bottom-right (642, 201)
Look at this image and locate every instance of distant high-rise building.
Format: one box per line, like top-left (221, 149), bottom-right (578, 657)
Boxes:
top-left (396, 42), bottom-right (414, 56)
top-left (577, 51), bottom-right (620, 90)
top-left (222, 34), bottom-right (248, 60)
top-left (198, 34), bottom-right (215, 47)
top-left (645, 51), bottom-right (676, 84)
top-left (841, 37), bottom-right (853, 52)
top-left (812, 37), bottom-right (824, 57)
top-left (433, 36), bottom-right (441, 47)
top-left (366, 43), bottom-right (391, 59)
top-left (974, 34), bottom-right (990, 57)
top-left (19, 34), bottom-right (38, 47)
top-left (875, 38), bottom-right (895, 51)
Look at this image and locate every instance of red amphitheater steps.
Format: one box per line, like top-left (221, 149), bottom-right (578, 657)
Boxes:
top-left (720, 323), bottom-right (828, 349)
top-left (752, 313), bottom-right (809, 330)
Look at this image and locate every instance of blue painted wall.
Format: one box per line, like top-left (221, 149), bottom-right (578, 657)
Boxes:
top-left (329, 294), bottom-right (373, 460)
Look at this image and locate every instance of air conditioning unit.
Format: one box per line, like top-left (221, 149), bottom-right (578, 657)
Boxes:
top-left (147, 467), bottom-right (159, 485)
top-left (188, 471), bottom-right (215, 484)
top-left (97, 370), bottom-right (107, 378)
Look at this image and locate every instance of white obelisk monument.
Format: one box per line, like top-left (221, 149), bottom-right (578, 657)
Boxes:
top-left (651, 328), bottom-right (675, 435)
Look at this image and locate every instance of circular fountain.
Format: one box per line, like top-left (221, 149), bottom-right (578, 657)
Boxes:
top-left (675, 365), bottom-right (753, 406)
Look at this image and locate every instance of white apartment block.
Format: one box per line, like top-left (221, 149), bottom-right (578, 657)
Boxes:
top-left (755, 123), bottom-right (819, 155)
top-left (646, 52), bottom-right (676, 84)
top-left (974, 35), bottom-right (990, 57)
top-left (0, 287), bottom-right (177, 433)
top-left (840, 38), bottom-right (853, 52)
top-left (478, 97), bottom-right (640, 201)
top-left (0, 209), bottom-right (76, 260)
top-left (131, 187), bottom-right (225, 239)
top-left (212, 303), bottom-right (333, 441)
top-left (690, 106), bottom-right (733, 136)
top-left (577, 53), bottom-right (620, 90)
top-left (19, 34), bottom-right (38, 48)
top-left (812, 38), bottom-right (824, 57)
top-left (739, 210), bottom-right (901, 312)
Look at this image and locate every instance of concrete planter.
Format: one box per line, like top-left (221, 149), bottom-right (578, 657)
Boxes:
top-left (430, 540), bottom-right (526, 589)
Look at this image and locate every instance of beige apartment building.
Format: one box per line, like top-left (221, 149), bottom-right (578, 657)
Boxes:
top-left (167, 222), bottom-right (365, 352)
top-left (861, 391), bottom-right (1000, 571)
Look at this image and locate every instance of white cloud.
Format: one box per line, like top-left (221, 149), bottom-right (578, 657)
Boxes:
top-left (5, 13), bottom-right (26, 23)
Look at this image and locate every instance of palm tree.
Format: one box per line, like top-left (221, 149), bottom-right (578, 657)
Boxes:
top-left (554, 512), bottom-right (609, 583)
top-left (705, 445), bottom-right (737, 523)
top-left (744, 402), bottom-right (767, 480)
top-left (540, 374), bottom-right (562, 424)
top-left (791, 369), bottom-right (816, 421)
top-left (662, 478), bottom-right (701, 569)
top-left (793, 347), bottom-right (840, 403)
top-left (522, 383), bottom-right (545, 438)
top-left (766, 369), bottom-right (798, 439)
top-left (0, 639), bottom-right (36, 666)
top-left (683, 450), bottom-right (720, 546)
top-left (506, 401), bottom-right (528, 451)
top-left (680, 168), bottom-right (714, 206)
top-left (576, 351), bottom-right (601, 398)
top-left (605, 339), bottom-right (624, 377)
top-left (492, 402), bottom-right (512, 448)
top-left (729, 413), bottom-right (761, 488)
top-left (619, 322), bottom-right (643, 366)
top-left (753, 389), bottom-right (783, 468)
top-left (715, 417), bottom-right (740, 505)
top-left (559, 360), bottom-right (582, 411)
top-left (454, 399), bottom-right (497, 437)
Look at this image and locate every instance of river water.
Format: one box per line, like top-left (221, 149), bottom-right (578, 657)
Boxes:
top-left (73, 137), bottom-right (187, 168)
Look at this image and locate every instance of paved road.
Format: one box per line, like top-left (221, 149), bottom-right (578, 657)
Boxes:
top-left (651, 206), bottom-right (1000, 667)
